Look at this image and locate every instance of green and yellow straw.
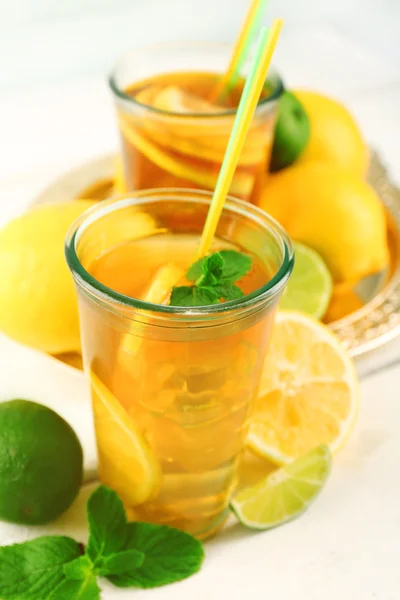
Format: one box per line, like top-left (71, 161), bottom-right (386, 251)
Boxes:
top-left (212, 0), bottom-right (270, 101)
top-left (196, 20), bottom-right (283, 259)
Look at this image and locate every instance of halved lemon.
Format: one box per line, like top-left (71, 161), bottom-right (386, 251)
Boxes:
top-left (247, 311), bottom-right (359, 464)
top-left (90, 370), bottom-right (160, 505)
top-left (232, 445), bottom-right (331, 530)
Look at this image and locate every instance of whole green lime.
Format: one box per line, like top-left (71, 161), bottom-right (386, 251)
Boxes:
top-left (0, 400), bottom-right (83, 524)
top-left (270, 90), bottom-right (310, 172)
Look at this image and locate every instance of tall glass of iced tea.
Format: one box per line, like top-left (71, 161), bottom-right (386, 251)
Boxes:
top-left (66, 189), bottom-right (293, 538)
top-left (109, 43), bottom-right (283, 203)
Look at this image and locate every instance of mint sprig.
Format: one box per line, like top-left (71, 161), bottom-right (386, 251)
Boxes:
top-left (108, 522), bottom-right (205, 589)
top-left (63, 555), bottom-right (93, 580)
top-left (0, 536), bottom-right (81, 599)
top-left (49, 574), bottom-right (100, 600)
top-left (0, 486), bottom-right (204, 599)
top-left (170, 249), bottom-right (252, 307)
top-left (94, 549), bottom-right (144, 576)
top-left (86, 485), bottom-right (129, 562)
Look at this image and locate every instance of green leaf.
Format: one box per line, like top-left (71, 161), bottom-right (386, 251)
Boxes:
top-left (213, 283), bottom-right (244, 301)
top-left (196, 270), bottom-right (219, 287)
top-left (63, 555), bottom-right (93, 580)
top-left (94, 549), bottom-right (144, 576)
top-left (48, 574), bottom-right (100, 600)
top-left (0, 536), bottom-right (81, 600)
top-left (187, 252), bottom-right (224, 282)
top-left (196, 252), bottom-right (224, 287)
top-left (187, 250), bottom-right (251, 285)
top-left (106, 522), bottom-right (204, 589)
top-left (217, 250), bottom-right (252, 283)
top-left (186, 258), bottom-right (204, 281)
top-left (170, 286), bottom-right (219, 307)
top-left (86, 486), bottom-right (128, 563)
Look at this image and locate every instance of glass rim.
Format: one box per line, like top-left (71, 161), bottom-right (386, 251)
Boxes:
top-left (108, 41), bottom-right (284, 119)
top-left (65, 189), bottom-right (294, 316)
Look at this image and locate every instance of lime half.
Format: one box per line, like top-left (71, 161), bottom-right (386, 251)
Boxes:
top-left (280, 242), bottom-right (333, 319)
top-left (231, 445), bottom-right (331, 530)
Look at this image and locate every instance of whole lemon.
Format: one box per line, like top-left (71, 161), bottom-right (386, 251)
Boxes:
top-left (259, 162), bottom-right (389, 283)
top-left (293, 90), bottom-right (369, 177)
top-left (0, 200), bottom-right (95, 354)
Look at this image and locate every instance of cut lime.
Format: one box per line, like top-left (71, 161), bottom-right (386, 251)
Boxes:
top-left (280, 242), bottom-right (333, 319)
top-left (231, 445), bottom-right (331, 530)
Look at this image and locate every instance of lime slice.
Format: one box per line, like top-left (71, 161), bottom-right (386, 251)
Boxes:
top-left (280, 242), bottom-right (333, 319)
top-left (231, 445), bottom-right (331, 530)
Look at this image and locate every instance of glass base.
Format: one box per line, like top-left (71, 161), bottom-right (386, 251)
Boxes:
top-left (126, 502), bottom-right (231, 540)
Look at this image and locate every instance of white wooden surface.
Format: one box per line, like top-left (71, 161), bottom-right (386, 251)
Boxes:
top-left (0, 5), bottom-right (399, 598)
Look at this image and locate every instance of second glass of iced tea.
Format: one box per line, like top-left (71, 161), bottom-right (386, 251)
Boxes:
top-left (66, 189), bottom-right (293, 538)
top-left (109, 43), bottom-right (283, 203)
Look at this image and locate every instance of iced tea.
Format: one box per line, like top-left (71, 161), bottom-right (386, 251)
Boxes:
top-left (110, 43), bottom-right (283, 203)
top-left (66, 189), bottom-right (293, 538)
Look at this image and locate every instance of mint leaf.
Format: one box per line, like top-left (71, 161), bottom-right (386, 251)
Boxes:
top-left (170, 286), bottom-right (219, 306)
top-left (172, 250), bottom-right (252, 307)
top-left (94, 549), bottom-right (144, 576)
top-left (216, 250), bottom-right (252, 282)
top-left (49, 574), bottom-right (100, 600)
top-left (106, 522), bottom-right (204, 589)
top-left (187, 250), bottom-right (251, 284)
top-left (86, 486), bottom-right (128, 563)
top-left (196, 252), bottom-right (224, 287)
top-left (213, 283), bottom-right (244, 301)
top-left (63, 555), bottom-right (93, 580)
top-left (0, 536), bottom-right (80, 599)
top-left (186, 258), bottom-right (204, 281)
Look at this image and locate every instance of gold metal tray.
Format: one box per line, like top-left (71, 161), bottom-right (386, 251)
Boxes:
top-left (33, 152), bottom-right (400, 357)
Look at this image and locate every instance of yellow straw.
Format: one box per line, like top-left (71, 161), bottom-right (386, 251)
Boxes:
top-left (195, 20), bottom-right (283, 260)
top-left (212, 0), bottom-right (267, 101)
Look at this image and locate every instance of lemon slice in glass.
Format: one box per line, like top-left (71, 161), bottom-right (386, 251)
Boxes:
top-left (90, 370), bottom-right (160, 506)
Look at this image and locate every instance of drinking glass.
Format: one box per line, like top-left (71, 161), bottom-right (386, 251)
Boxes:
top-left (109, 43), bottom-right (283, 203)
top-left (65, 188), bottom-right (293, 538)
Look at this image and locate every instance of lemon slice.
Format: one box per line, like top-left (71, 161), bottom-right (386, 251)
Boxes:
top-left (247, 311), bottom-right (359, 464)
top-left (117, 262), bottom-right (185, 367)
top-left (90, 370), bottom-right (160, 506)
top-left (140, 262), bottom-right (185, 305)
top-left (142, 86), bottom-right (271, 166)
top-left (152, 86), bottom-right (224, 114)
top-left (117, 115), bottom-right (254, 197)
top-left (231, 445), bottom-right (331, 530)
top-left (280, 242), bottom-right (333, 319)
